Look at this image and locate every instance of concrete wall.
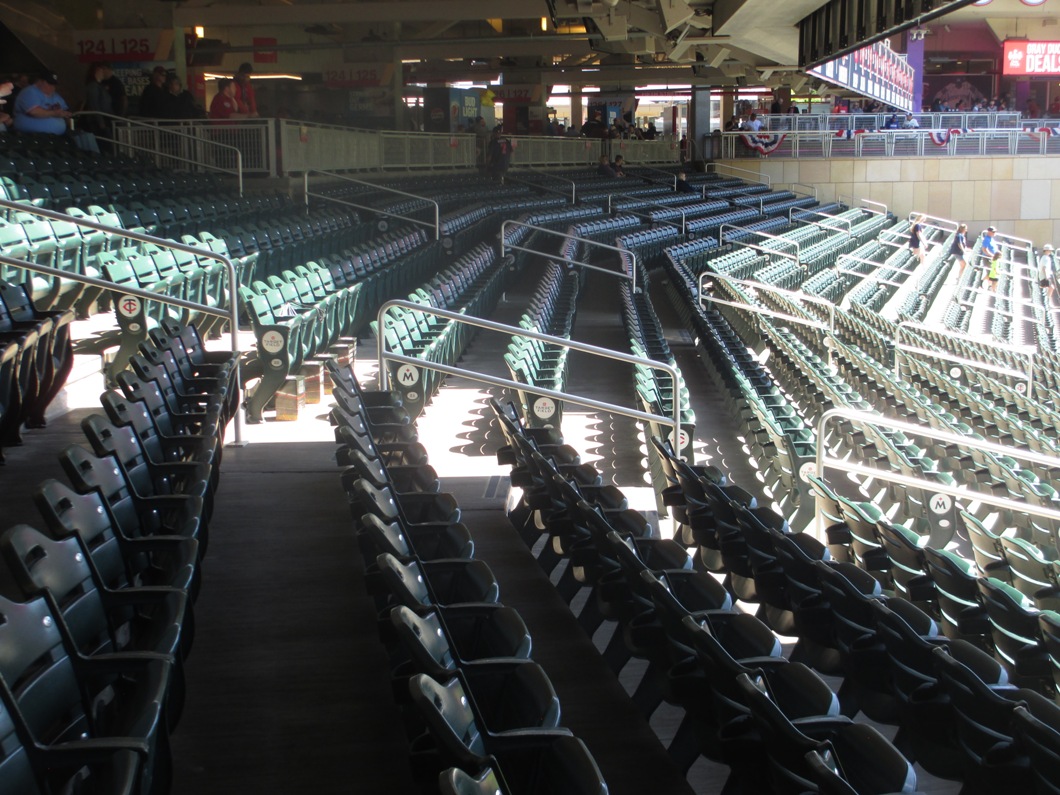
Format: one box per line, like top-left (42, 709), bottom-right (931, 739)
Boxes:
top-left (717, 156), bottom-right (1060, 245)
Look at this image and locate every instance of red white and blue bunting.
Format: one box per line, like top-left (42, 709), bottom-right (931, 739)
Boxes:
top-left (741, 133), bottom-right (787, 155)
top-left (928, 128), bottom-right (974, 146)
top-left (1025, 126), bottom-right (1059, 140)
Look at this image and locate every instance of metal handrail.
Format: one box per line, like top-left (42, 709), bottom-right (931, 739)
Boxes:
top-left (906, 211), bottom-right (959, 234)
top-left (78, 111), bottom-right (245, 195)
top-left (838, 270), bottom-right (905, 288)
top-left (605, 195), bottom-right (685, 236)
top-left (627, 163), bottom-right (678, 189)
top-left (895, 320), bottom-right (1036, 396)
top-left (788, 182), bottom-right (818, 201)
top-left (0, 203), bottom-right (244, 446)
top-left (812, 407), bottom-right (1060, 539)
top-left (500, 220), bottom-right (639, 293)
top-left (896, 320), bottom-right (1036, 357)
top-left (699, 274), bottom-right (835, 363)
top-left (837, 254), bottom-right (911, 277)
top-left (708, 162), bottom-right (772, 187)
top-left (791, 208), bottom-right (851, 234)
top-left (720, 224), bottom-right (801, 265)
top-left (525, 168), bottom-right (577, 203)
top-left (375, 299), bottom-right (681, 447)
top-left (303, 170), bottom-right (440, 240)
top-left (837, 196), bottom-right (889, 216)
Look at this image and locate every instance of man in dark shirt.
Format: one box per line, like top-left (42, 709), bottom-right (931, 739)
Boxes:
top-left (137, 65), bottom-right (169, 117)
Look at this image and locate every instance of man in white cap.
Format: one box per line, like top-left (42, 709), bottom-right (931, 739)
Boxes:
top-left (1038, 243), bottom-right (1057, 304)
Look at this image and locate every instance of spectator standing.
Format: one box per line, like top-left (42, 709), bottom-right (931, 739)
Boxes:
top-left (747, 112), bottom-right (762, 131)
top-left (950, 223), bottom-right (970, 278)
top-left (908, 215), bottom-right (927, 264)
top-left (486, 126), bottom-right (512, 183)
top-left (138, 65), bottom-right (169, 117)
top-left (980, 226), bottom-right (997, 259)
top-left (13, 73), bottom-right (71, 135)
top-left (162, 75), bottom-right (202, 119)
top-left (100, 62), bottom-right (126, 116)
top-left (83, 62), bottom-right (113, 136)
top-left (1038, 243), bottom-right (1056, 304)
top-left (580, 110), bottom-right (607, 139)
top-left (0, 81), bottom-right (13, 130)
top-left (209, 78), bottom-right (250, 120)
top-left (984, 250), bottom-right (1002, 292)
top-left (233, 62), bottom-right (258, 117)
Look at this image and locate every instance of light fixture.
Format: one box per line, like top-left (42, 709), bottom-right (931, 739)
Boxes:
top-left (204, 72), bottom-right (303, 80)
top-left (194, 26), bottom-right (205, 38)
top-left (541, 16), bottom-right (548, 31)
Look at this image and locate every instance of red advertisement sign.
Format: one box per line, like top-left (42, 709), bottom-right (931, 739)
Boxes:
top-left (1003, 40), bottom-right (1060, 76)
top-left (253, 37), bottom-right (278, 64)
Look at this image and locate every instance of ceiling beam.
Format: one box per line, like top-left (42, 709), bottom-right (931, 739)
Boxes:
top-left (174, 1), bottom-right (549, 27)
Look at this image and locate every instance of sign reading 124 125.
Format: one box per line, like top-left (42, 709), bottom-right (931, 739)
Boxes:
top-left (78, 37), bottom-right (151, 57)
top-left (72, 29), bottom-right (168, 62)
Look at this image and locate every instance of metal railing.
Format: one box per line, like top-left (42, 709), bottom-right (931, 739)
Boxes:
top-left (376, 299), bottom-right (681, 446)
top-left (707, 162), bottom-right (772, 187)
top-left (790, 208), bottom-right (852, 238)
top-left (837, 196), bottom-right (888, 216)
top-left (110, 116), bottom-right (270, 180)
top-left (894, 320), bottom-right (1036, 397)
top-left (719, 127), bottom-right (1060, 159)
top-left (698, 274), bottom-right (835, 362)
top-left (82, 112), bottom-right (245, 194)
top-left (0, 198), bottom-right (244, 445)
top-left (500, 220), bottom-right (639, 293)
top-left (279, 119), bottom-right (476, 174)
top-left (754, 112), bottom-right (1023, 133)
top-left (304, 170), bottom-right (440, 240)
top-left (522, 169), bottom-right (577, 203)
top-left (603, 194), bottom-right (685, 236)
top-left (812, 407), bottom-right (1060, 542)
top-left (720, 224), bottom-right (801, 266)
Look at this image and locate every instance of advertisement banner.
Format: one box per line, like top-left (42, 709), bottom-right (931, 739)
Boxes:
top-left (323, 63), bottom-right (394, 88)
top-left (1004, 40), bottom-right (1060, 76)
top-left (809, 39), bottom-right (915, 112)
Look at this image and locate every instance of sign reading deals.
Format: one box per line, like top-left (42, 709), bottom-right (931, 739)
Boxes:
top-left (808, 39), bottom-right (915, 113)
top-left (1004, 40), bottom-right (1060, 76)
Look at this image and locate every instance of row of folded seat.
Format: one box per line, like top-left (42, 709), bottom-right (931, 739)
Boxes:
top-left (497, 397), bottom-right (1060, 794)
top-left (618, 264), bottom-right (695, 472)
top-left (663, 258), bottom-right (817, 528)
top-left (0, 319), bottom-right (236, 795)
top-left (0, 280), bottom-right (74, 462)
top-left (488, 403), bottom-right (925, 794)
top-left (373, 242), bottom-right (510, 419)
top-left (505, 261), bottom-right (580, 430)
top-left (241, 226), bottom-right (440, 422)
top-left (327, 365), bottom-right (609, 795)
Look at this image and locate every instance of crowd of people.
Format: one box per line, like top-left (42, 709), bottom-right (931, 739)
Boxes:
top-left (909, 218), bottom-right (1058, 304)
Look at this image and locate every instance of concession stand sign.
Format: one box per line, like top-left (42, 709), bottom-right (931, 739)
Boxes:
top-left (1004, 40), bottom-right (1060, 76)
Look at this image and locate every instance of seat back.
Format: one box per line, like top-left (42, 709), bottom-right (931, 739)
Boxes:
top-left (377, 553), bottom-right (431, 607)
top-left (408, 673), bottom-right (485, 764)
top-left (0, 592), bottom-right (90, 746)
top-left (390, 606), bottom-right (456, 677)
top-left (0, 687), bottom-right (41, 793)
top-left (0, 524), bottom-right (115, 656)
top-left (33, 475), bottom-right (135, 592)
